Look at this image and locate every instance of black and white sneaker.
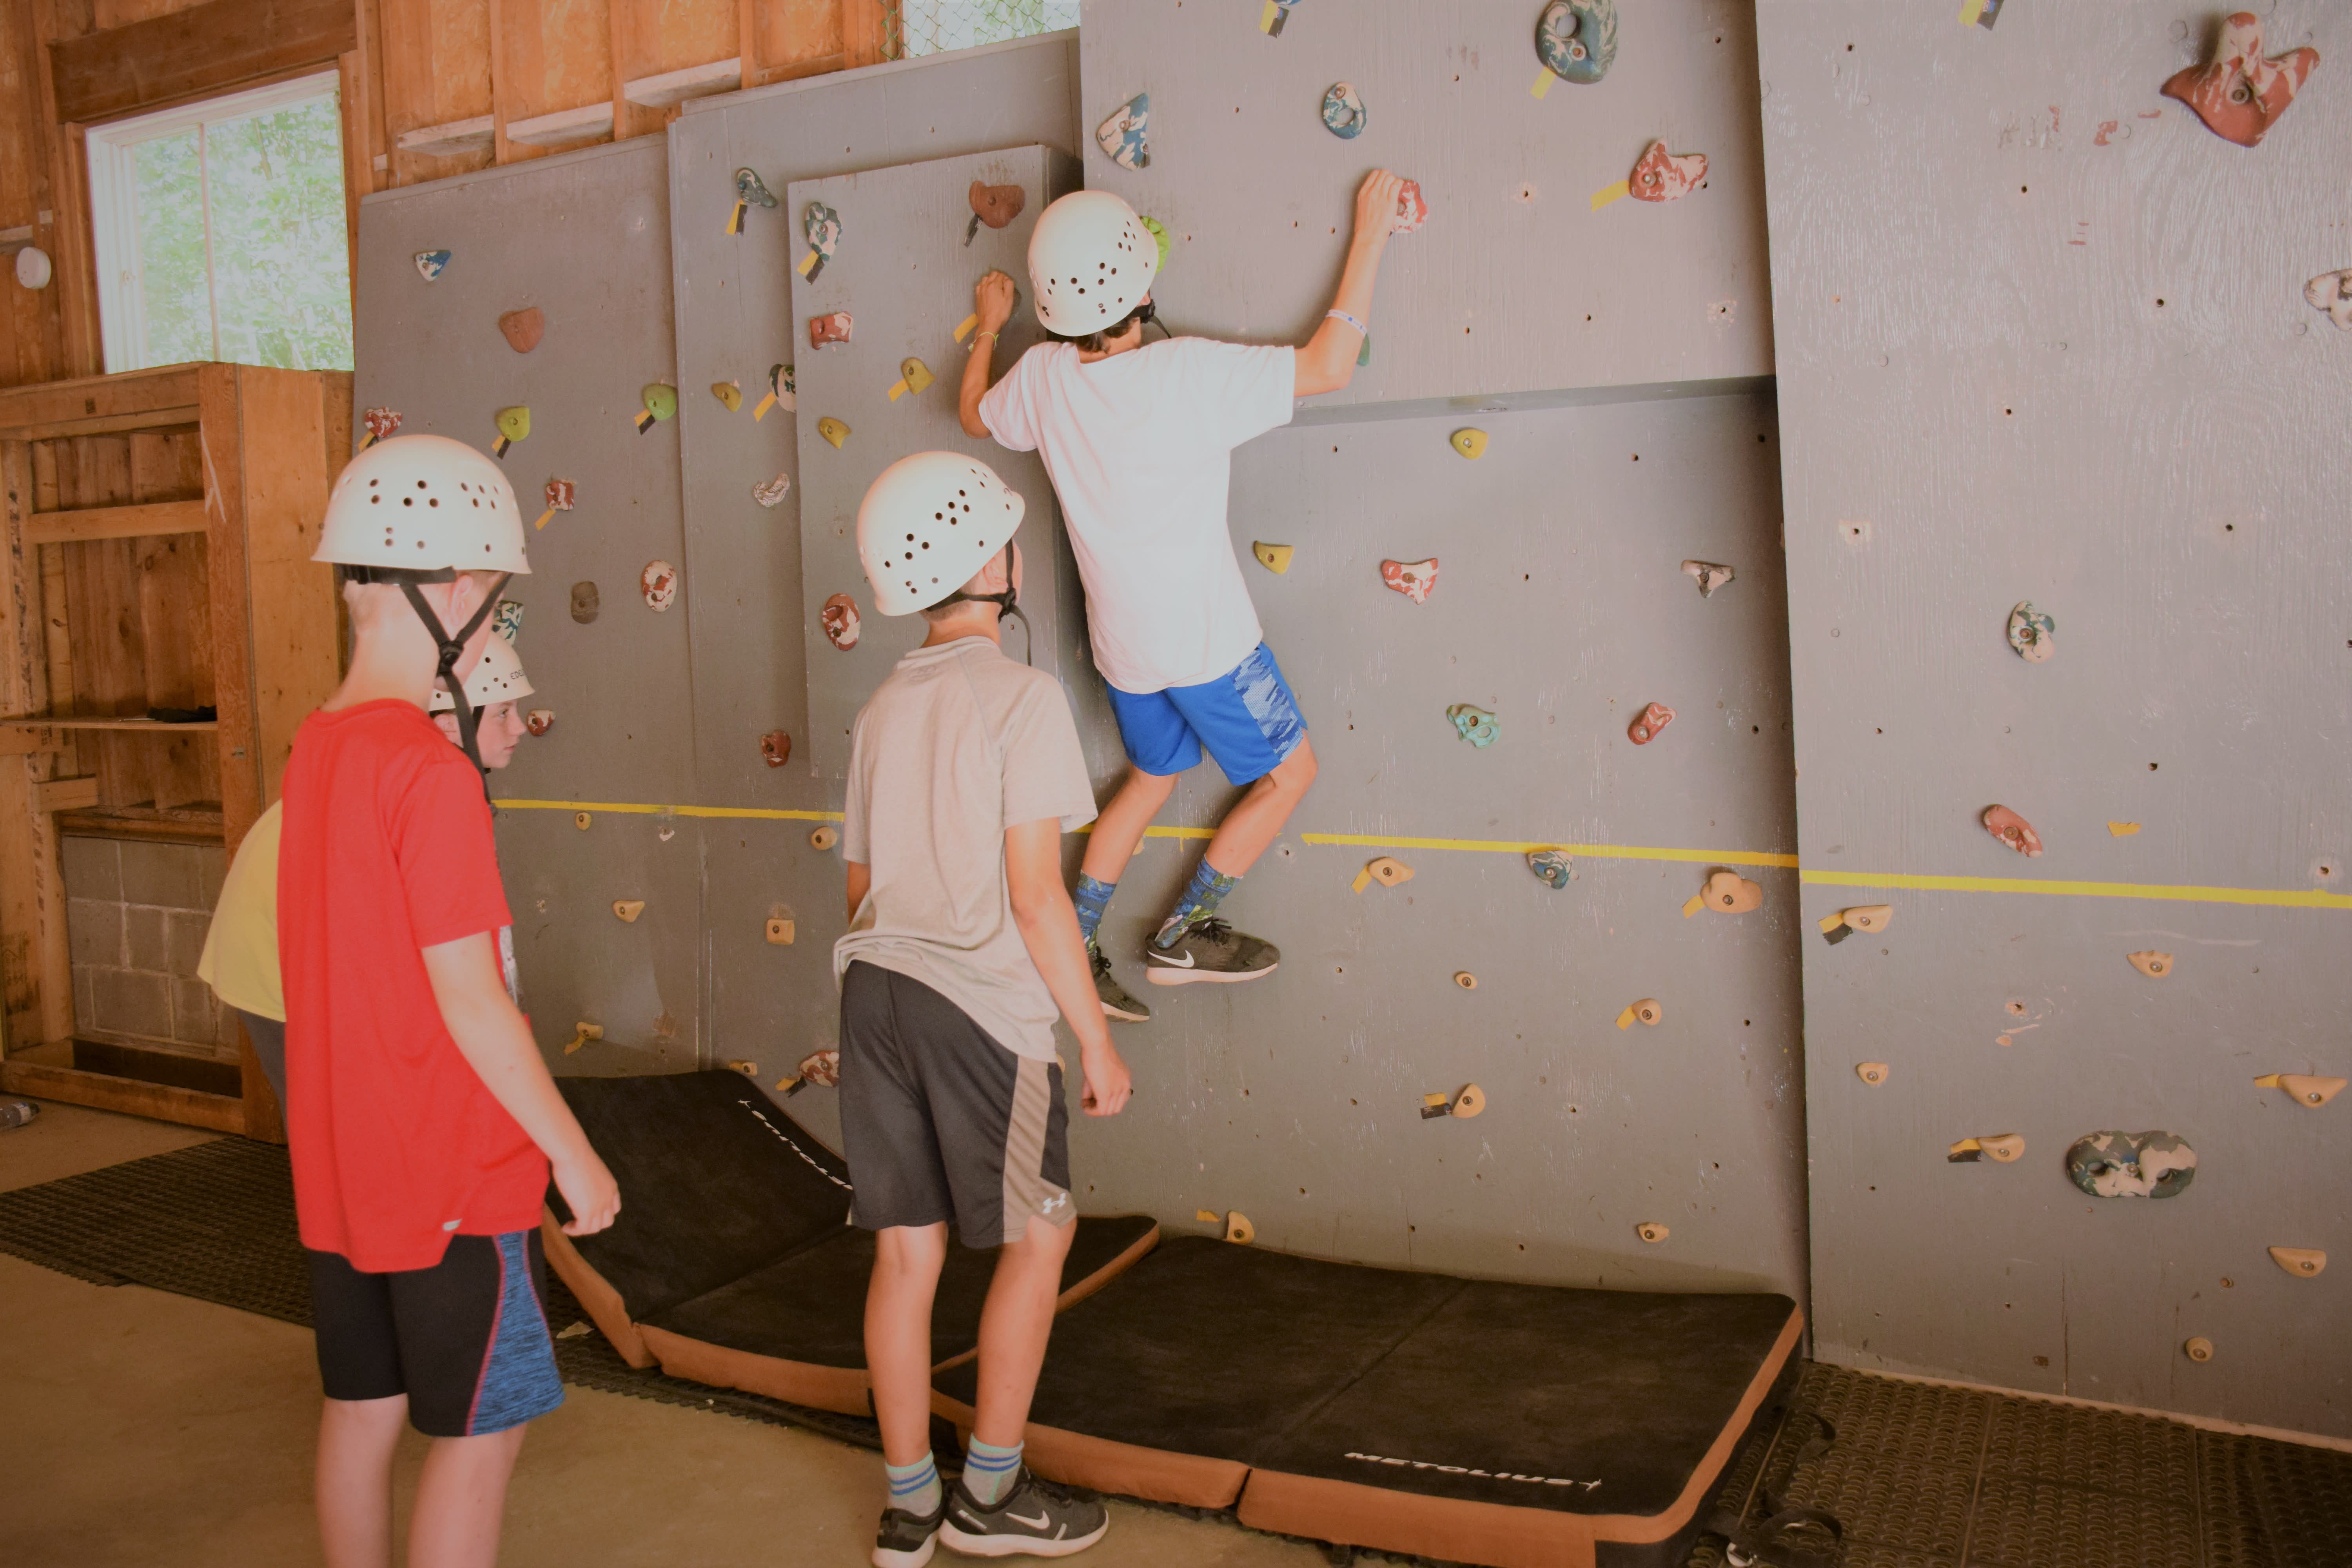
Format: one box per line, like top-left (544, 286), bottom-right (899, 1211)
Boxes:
top-left (1143, 918), bottom-right (1280, 986)
top-left (873, 1495), bottom-right (946, 1568)
top-left (938, 1468), bottom-right (1108, 1558)
top-left (1091, 946), bottom-right (1152, 1022)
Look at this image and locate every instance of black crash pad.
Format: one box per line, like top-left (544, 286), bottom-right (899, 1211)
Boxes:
top-left (935, 1236), bottom-right (1800, 1568)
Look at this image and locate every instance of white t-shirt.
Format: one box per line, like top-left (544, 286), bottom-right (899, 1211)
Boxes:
top-left (835, 637), bottom-right (1099, 1062)
top-left (980, 337), bottom-right (1296, 695)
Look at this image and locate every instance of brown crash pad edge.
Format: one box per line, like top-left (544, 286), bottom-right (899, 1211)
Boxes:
top-left (932, 1393), bottom-right (1252, 1510)
top-left (641, 1321), bottom-right (874, 1413)
top-left (541, 1206), bottom-right (653, 1368)
top-left (1232, 1308), bottom-right (1806, 1568)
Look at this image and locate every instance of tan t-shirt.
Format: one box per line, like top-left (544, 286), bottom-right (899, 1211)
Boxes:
top-left (834, 637), bottom-right (1098, 1062)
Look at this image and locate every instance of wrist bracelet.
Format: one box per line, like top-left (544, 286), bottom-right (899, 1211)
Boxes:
top-left (1325, 309), bottom-right (1368, 335)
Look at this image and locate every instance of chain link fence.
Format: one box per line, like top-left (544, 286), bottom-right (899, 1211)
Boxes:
top-left (894, 0), bottom-right (1078, 59)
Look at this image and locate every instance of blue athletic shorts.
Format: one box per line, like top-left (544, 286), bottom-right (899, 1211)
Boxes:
top-left (1106, 643), bottom-right (1308, 784)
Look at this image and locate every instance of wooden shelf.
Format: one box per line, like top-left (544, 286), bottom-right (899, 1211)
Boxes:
top-left (0, 716), bottom-right (218, 731)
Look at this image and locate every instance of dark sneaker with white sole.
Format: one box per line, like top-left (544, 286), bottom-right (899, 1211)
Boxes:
top-left (938, 1468), bottom-right (1108, 1557)
top-left (1091, 946), bottom-right (1152, 1022)
top-left (872, 1497), bottom-right (946, 1568)
top-left (1143, 917), bottom-right (1280, 986)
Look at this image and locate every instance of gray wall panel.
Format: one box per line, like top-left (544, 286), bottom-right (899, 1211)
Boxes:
top-left (1075, 0), bottom-right (1773, 407)
top-left (1759, 2), bottom-right (2351, 1435)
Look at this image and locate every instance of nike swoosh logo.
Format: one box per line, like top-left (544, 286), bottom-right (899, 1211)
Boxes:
top-left (1007, 1510), bottom-right (1050, 1529)
top-left (1149, 949), bottom-right (1195, 967)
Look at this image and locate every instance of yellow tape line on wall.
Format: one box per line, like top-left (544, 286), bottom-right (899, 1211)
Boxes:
top-left (1802, 868), bottom-right (2352, 912)
top-left (1301, 831), bottom-right (1798, 869)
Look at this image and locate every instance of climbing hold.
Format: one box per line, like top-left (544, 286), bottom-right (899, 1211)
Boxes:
top-left (966, 180), bottom-right (1025, 246)
top-left (1947, 1133), bottom-right (2025, 1163)
top-left (414, 249), bottom-right (451, 281)
top-left (1381, 558), bottom-right (1439, 604)
top-left (1704, 869), bottom-right (1762, 914)
top-left (886, 357), bottom-right (935, 401)
top-left (1447, 704), bottom-right (1499, 748)
top-left (1982, 805), bottom-right (2043, 857)
top-left (810, 825), bottom-right (839, 851)
top-left (2183, 1336), bottom-right (2214, 1362)
top-left (2254, 1073), bottom-right (2345, 1107)
top-left (807, 312), bottom-right (853, 349)
top-left (490, 599), bottom-right (522, 642)
top-left (360, 407), bottom-right (403, 448)
top-left (2269, 1247), bottom-right (2326, 1278)
top-left (1096, 92), bottom-right (1150, 171)
top-left (1857, 1062), bottom-right (1889, 1086)
top-left (1628, 702), bottom-right (1674, 745)
top-left (640, 561), bottom-right (679, 613)
top-left (2066, 1130), bottom-right (2198, 1199)
top-left (1139, 216), bottom-right (1171, 273)
top-left (1449, 428), bottom-right (1487, 460)
top-left (760, 730), bottom-right (792, 768)
top-left (573, 811), bottom-right (591, 830)
top-left (796, 1049), bottom-right (840, 1090)
top-left (1452, 1085), bottom-right (1485, 1118)
top-left (2007, 601), bottom-right (2056, 662)
top-left (2127, 950), bottom-right (2173, 979)
top-left (753, 472), bottom-right (792, 508)
top-left (533, 477), bottom-right (575, 530)
top-left (755, 363), bottom-right (795, 420)
top-left (1351, 856), bottom-right (1413, 893)
top-left (635, 383), bottom-right (676, 434)
top-left (817, 417), bottom-right (850, 450)
top-left (1842, 905), bottom-right (1893, 936)
top-left (1615, 998), bottom-right (1662, 1029)
top-left (822, 592), bottom-right (861, 650)
top-left (2306, 270), bottom-right (2352, 331)
top-left (570, 581), bottom-right (600, 624)
top-left (728, 1060), bottom-right (760, 1078)
top-left (1224, 1211), bottom-right (1254, 1245)
top-left (563, 1022), bottom-right (603, 1055)
top-left (1392, 179), bottom-right (1428, 234)
top-left (1258, 0), bottom-right (1297, 36)
top-left (2161, 12), bottom-right (2318, 149)
top-left (1635, 1222), bottom-right (1669, 1244)
top-left (766, 917), bottom-right (794, 946)
top-left (1321, 82), bottom-right (1368, 139)
top-left (1252, 542), bottom-right (1294, 573)
top-left (1627, 140), bottom-right (1708, 204)
top-left (1453, 971), bottom-right (1478, 990)
top-left (613, 899), bottom-right (645, 923)
top-left (1681, 560), bottom-right (1734, 597)
top-left (734, 166), bottom-right (777, 208)
top-left (797, 201), bottom-right (842, 279)
top-left (1526, 849), bottom-right (1572, 890)
top-left (2108, 822), bottom-right (2141, 836)
top-left (525, 709), bottom-right (553, 737)
top-left (711, 379), bottom-right (742, 412)
top-left (498, 306), bottom-right (544, 354)
top-left (492, 406), bottom-right (530, 457)
top-left (1534, 0), bottom-right (1617, 91)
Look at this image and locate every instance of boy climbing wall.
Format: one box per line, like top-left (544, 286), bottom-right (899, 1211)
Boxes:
top-left (959, 170), bottom-right (1405, 1022)
top-left (838, 451), bottom-right (1132, 1566)
top-left (281, 433), bottom-right (618, 1568)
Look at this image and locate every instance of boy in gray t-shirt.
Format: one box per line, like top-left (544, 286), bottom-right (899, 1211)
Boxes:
top-left (835, 451), bottom-right (1131, 1566)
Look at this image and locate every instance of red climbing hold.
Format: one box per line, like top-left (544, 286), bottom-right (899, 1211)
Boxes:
top-left (1628, 702), bottom-right (1674, 745)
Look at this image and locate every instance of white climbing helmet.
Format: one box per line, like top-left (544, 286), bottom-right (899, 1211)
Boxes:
top-left (314, 433), bottom-right (531, 574)
top-left (1026, 190), bottom-right (1159, 336)
top-left (427, 630), bottom-right (532, 712)
top-left (856, 451), bottom-right (1026, 616)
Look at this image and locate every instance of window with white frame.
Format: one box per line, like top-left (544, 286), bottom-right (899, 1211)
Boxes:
top-left (87, 72), bottom-right (354, 374)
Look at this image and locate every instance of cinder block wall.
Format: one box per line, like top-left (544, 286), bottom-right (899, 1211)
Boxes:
top-left (61, 835), bottom-right (234, 1057)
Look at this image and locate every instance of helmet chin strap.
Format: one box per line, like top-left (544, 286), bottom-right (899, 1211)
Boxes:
top-left (399, 575), bottom-right (510, 787)
top-left (937, 546), bottom-right (1031, 665)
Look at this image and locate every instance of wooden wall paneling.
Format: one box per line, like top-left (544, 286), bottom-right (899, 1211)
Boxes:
top-left (632, 0), bottom-right (733, 79)
top-left (607, 0), bottom-right (659, 143)
top-left (0, 1), bottom-right (64, 388)
top-left (840, 0), bottom-right (890, 69)
top-left (33, 2), bottom-right (100, 381)
top-left (89, 1), bottom-right (208, 30)
top-left (487, 0), bottom-right (517, 163)
top-left (233, 367), bottom-right (339, 818)
top-left (0, 438), bottom-right (69, 1051)
top-left (737, 0), bottom-right (755, 90)
top-left (135, 534), bottom-right (212, 809)
top-left (753, 0), bottom-right (844, 85)
top-left (195, 365), bottom-right (261, 850)
top-left (48, 0), bottom-right (359, 123)
top-left (380, 0), bottom-right (495, 185)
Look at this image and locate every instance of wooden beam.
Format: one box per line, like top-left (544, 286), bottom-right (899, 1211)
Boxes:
top-left (32, 774), bottom-right (97, 812)
top-left (0, 1053), bottom-right (248, 1132)
top-left (487, 0), bottom-right (514, 165)
top-left (0, 363), bottom-right (201, 433)
top-left (49, 0), bottom-right (359, 124)
top-left (739, 0), bottom-right (758, 91)
top-left (200, 365), bottom-right (264, 854)
top-left (0, 717), bottom-right (217, 732)
top-left (25, 497), bottom-right (206, 545)
top-left (842, 0), bottom-right (893, 69)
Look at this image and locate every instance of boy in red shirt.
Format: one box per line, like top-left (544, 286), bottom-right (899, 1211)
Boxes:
top-left (279, 433), bottom-right (619, 1568)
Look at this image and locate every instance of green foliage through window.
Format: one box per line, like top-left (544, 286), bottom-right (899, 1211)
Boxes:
top-left (898, 1), bottom-right (1077, 58)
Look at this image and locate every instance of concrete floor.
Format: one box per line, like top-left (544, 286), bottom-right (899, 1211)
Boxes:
top-left (1, 1099), bottom-right (1318, 1567)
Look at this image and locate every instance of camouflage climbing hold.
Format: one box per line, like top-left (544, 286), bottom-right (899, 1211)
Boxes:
top-left (1527, 849), bottom-right (1572, 889)
top-left (1448, 704), bottom-right (1499, 748)
top-left (1537, 0), bottom-right (1617, 86)
top-left (2066, 1130), bottom-right (2197, 1200)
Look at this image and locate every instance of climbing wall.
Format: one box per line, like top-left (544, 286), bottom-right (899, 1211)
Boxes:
top-left (788, 144), bottom-right (1084, 779)
top-left (1075, 0), bottom-right (1773, 411)
top-left (1758, 2), bottom-right (2352, 1436)
top-left (352, 139), bottom-right (711, 1076)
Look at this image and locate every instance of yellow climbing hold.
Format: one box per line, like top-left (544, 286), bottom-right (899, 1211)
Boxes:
top-left (887, 357), bottom-right (936, 401)
top-left (711, 380), bottom-right (743, 411)
top-left (2108, 821), bottom-right (2142, 836)
top-left (1252, 541), bottom-right (1294, 573)
top-left (818, 417), bottom-right (849, 449)
top-left (1450, 428), bottom-right (1488, 460)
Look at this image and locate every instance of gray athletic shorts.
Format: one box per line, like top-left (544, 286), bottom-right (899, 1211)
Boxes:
top-left (838, 961), bottom-right (1074, 1248)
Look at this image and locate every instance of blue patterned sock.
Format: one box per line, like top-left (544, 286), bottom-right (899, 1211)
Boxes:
top-left (1154, 858), bottom-right (1239, 948)
top-left (963, 1436), bottom-right (1024, 1505)
top-left (1073, 873), bottom-right (1117, 953)
top-left (885, 1454), bottom-right (941, 1517)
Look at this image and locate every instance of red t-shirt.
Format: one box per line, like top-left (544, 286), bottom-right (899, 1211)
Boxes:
top-left (278, 700), bottom-right (543, 1272)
